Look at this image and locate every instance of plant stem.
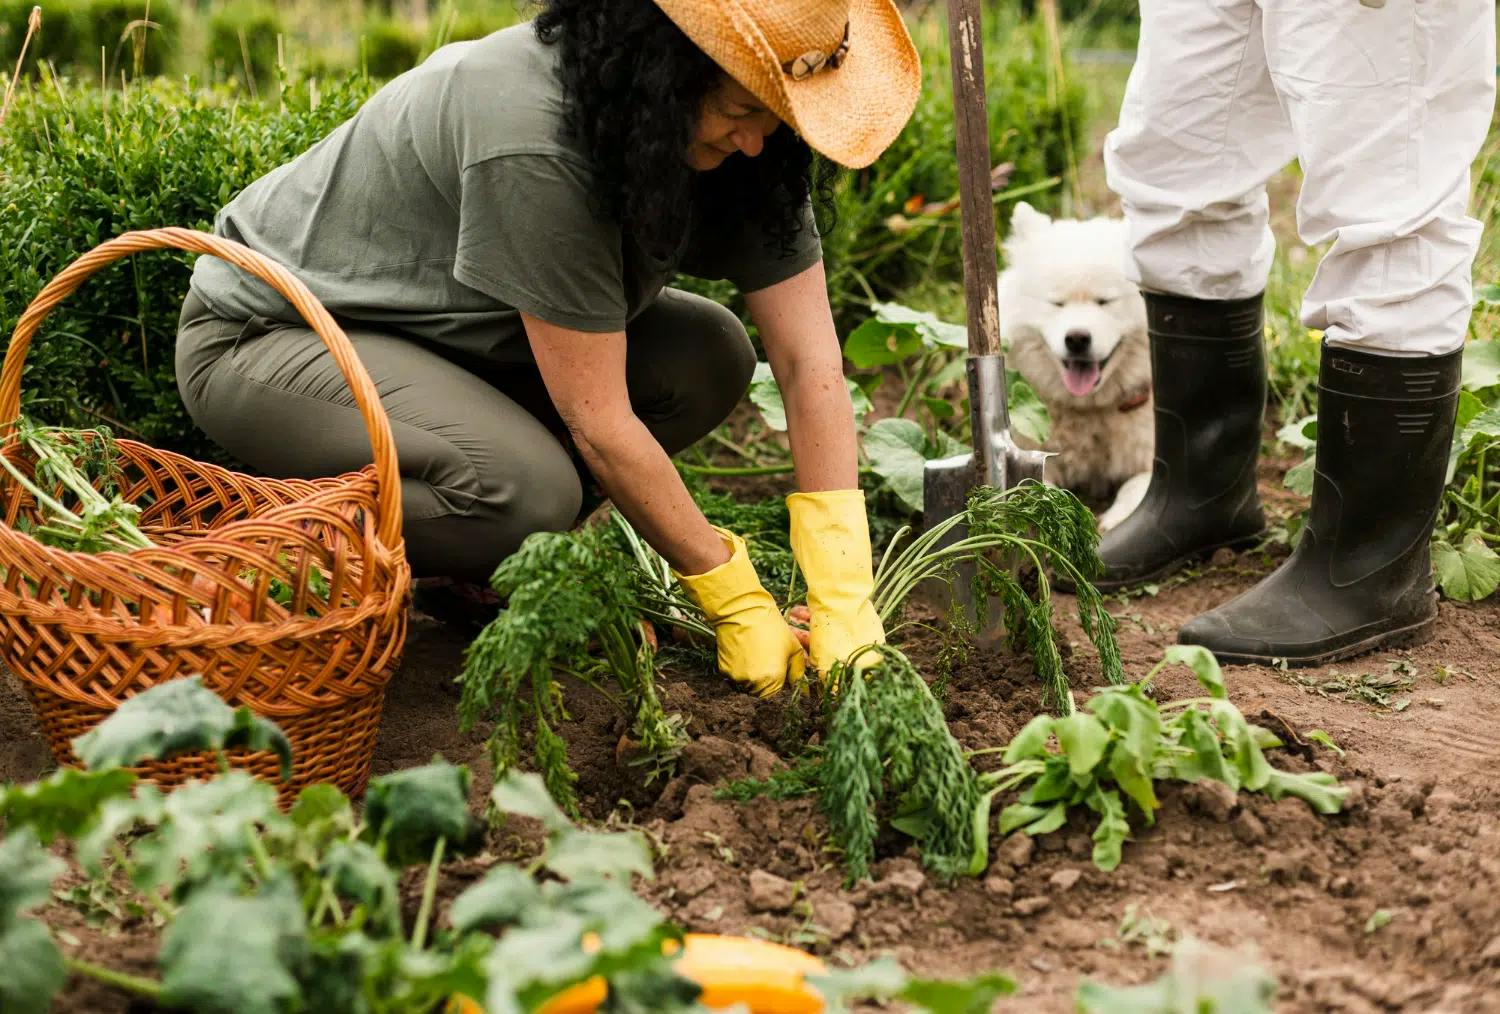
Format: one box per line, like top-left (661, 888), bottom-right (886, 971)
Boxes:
top-left (892, 352), bottom-right (936, 421)
top-left (679, 463), bottom-right (796, 477)
top-left (64, 957), bottom-right (162, 999)
top-left (410, 836), bottom-right (447, 951)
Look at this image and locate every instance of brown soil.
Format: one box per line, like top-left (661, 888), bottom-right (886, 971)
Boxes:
top-left (4, 466), bottom-right (1499, 1013)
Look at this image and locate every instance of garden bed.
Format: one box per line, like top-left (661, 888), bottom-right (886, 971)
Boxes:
top-left (5, 461), bottom-right (1498, 1013)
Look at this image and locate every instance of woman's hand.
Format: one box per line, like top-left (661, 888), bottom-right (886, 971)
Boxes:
top-left (675, 527), bottom-right (809, 697)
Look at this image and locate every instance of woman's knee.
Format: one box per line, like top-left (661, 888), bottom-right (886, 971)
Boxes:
top-left (628, 289), bottom-right (756, 446)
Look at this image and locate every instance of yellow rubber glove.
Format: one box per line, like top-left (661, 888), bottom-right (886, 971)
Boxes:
top-left (786, 489), bottom-right (886, 675)
top-left (674, 527), bottom-right (806, 698)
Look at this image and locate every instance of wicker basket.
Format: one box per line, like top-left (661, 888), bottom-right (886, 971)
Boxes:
top-left (0, 228), bottom-right (412, 804)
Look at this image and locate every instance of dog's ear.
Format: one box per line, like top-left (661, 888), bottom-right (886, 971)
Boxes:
top-left (1008, 201), bottom-right (1051, 241)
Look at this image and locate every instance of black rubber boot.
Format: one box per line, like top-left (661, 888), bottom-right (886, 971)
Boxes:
top-left (1178, 343), bottom-right (1462, 666)
top-left (1092, 291), bottom-right (1268, 591)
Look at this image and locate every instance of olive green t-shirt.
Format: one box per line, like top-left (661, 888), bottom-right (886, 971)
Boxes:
top-left (189, 22), bottom-right (823, 363)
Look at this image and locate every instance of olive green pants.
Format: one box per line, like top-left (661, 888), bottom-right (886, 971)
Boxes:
top-left (175, 288), bottom-right (754, 581)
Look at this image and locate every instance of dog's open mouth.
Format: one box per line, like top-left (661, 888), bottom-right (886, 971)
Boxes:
top-left (1062, 356), bottom-right (1103, 397)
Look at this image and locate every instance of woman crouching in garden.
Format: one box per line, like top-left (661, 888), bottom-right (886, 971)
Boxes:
top-left (174, 0), bottom-right (921, 698)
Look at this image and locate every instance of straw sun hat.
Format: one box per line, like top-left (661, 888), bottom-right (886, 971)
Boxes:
top-left (651, 0), bottom-right (921, 169)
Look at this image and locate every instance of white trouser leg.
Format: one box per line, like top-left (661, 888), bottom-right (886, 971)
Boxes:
top-left (1103, 0), bottom-right (1296, 301)
top-left (1262, 0), bottom-right (1496, 356)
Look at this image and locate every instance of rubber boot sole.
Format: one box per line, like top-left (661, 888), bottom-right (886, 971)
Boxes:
top-left (1185, 612), bottom-right (1438, 668)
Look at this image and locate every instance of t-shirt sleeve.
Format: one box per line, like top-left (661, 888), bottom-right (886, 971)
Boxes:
top-left (682, 197), bottom-right (824, 294)
top-left (453, 153), bottom-right (628, 333)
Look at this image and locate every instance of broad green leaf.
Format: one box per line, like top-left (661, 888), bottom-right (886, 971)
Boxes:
top-left (363, 759), bottom-right (485, 867)
top-left (1461, 339), bottom-right (1500, 391)
top-left (1434, 534), bottom-right (1500, 603)
top-left (72, 676), bottom-right (292, 780)
top-left (807, 956), bottom-right (910, 1011)
top-left (1001, 714), bottom-right (1054, 763)
top-left (0, 768), bottom-right (136, 844)
top-left (862, 418), bottom-right (931, 514)
top-left (1275, 414), bottom-right (1318, 451)
top-left (300, 933), bottom-right (378, 1014)
top-left (965, 788), bottom-right (1001, 877)
top-left (748, 362), bottom-right (873, 432)
top-left (490, 770), bottom-right (573, 833)
top-left (1024, 759), bottom-right (1078, 805)
top-left (546, 828), bottom-right (654, 883)
top-left (843, 317), bottom-right (926, 369)
top-left (1210, 701), bottom-right (1273, 793)
top-left (1088, 785), bottom-right (1130, 872)
top-left (1282, 455), bottom-right (1315, 497)
top-left (1053, 713), bottom-right (1109, 777)
top-left (1076, 938), bottom-right (1277, 1013)
top-left (998, 803), bottom-right (1049, 836)
top-left (1447, 404), bottom-right (1500, 481)
top-left (290, 783), bottom-right (353, 830)
top-left (450, 866), bottom-right (543, 933)
top-left (1108, 746), bottom-right (1159, 820)
top-left (321, 840), bottom-right (402, 936)
top-left (486, 911), bottom-right (595, 1002)
top-left (921, 396), bottom-right (956, 421)
top-left (75, 787), bottom-right (166, 876)
top-left (0, 830), bottom-right (66, 924)
top-left (1476, 283), bottom-right (1500, 305)
top-left (1023, 802), bottom-right (1069, 836)
top-left (1006, 369), bottom-right (1052, 444)
top-left (159, 877), bottom-right (309, 1014)
top-left (899, 972), bottom-right (1018, 1013)
top-left (130, 771), bottom-right (284, 892)
top-left (1164, 644), bottom-right (1228, 700)
top-left (1089, 688), bottom-right (1164, 814)
top-left (1167, 709), bottom-right (1239, 789)
top-left (1261, 770), bottom-right (1348, 814)
top-left (0, 919), bottom-right (66, 1014)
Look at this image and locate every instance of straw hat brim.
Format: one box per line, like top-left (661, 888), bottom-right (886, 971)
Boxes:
top-left (654, 0), bottom-right (921, 169)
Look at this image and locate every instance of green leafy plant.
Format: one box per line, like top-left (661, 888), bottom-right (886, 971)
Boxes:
top-left (873, 482), bottom-right (1122, 713)
top-left (982, 645), bottom-right (1347, 872)
top-left (0, 677), bottom-right (1018, 1013)
top-left (1076, 936), bottom-right (1277, 1014)
top-left (457, 521), bottom-right (687, 817)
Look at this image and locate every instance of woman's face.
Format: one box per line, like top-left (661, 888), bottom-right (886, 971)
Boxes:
top-left (686, 77), bottom-right (783, 171)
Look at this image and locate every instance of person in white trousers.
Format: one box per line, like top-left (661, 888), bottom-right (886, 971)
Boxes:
top-left (1097, 0), bottom-right (1496, 665)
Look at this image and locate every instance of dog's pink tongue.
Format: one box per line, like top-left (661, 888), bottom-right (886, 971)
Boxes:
top-left (1063, 360), bottom-right (1101, 397)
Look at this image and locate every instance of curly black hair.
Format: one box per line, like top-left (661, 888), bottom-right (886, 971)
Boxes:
top-left (533, 0), bottom-right (838, 262)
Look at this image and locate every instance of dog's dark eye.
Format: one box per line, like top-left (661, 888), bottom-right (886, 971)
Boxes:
top-left (1096, 297), bottom-right (1114, 306)
top-left (1049, 299), bottom-right (1065, 308)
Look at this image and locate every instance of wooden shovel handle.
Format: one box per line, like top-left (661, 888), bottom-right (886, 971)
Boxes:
top-left (946, 0), bottom-right (1001, 358)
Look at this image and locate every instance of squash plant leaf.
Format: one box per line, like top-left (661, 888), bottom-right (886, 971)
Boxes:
top-left (0, 919), bottom-right (67, 1014)
top-left (321, 840), bottom-right (402, 936)
top-left (0, 829), bottom-right (65, 926)
top-left (451, 866), bottom-right (543, 933)
top-left (899, 971), bottom-right (1019, 1013)
top-left (362, 759), bottom-right (486, 868)
top-left (0, 767), bottom-right (136, 844)
top-left (1461, 338), bottom-right (1500, 391)
top-left (71, 676), bottom-right (292, 781)
top-left (159, 876), bottom-right (310, 1014)
top-left (490, 770), bottom-right (571, 834)
top-left (545, 828), bottom-right (654, 884)
top-left (1434, 533), bottom-right (1500, 603)
top-left (130, 771), bottom-right (285, 893)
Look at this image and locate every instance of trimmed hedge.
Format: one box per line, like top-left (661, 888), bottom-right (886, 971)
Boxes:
top-left (0, 74), bottom-right (373, 459)
top-left (205, 1), bottom-right (284, 89)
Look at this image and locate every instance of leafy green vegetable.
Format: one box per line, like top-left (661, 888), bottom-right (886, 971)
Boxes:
top-left (1434, 531), bottom-right (1500, 602)
top-left (72, 675), bottom-right (292, 780)
top-left (873, 482), bottom-right (1121, 714)
top-left (862, 417), bottom-right (971, 514)
top-left (458, 522), bottom-right (687, 815)
top-left (361, 759), bottom-right (486, 868)
top-left (810, 958), bottom-right (1018, 1013)
top-left (158, 876), bottom-right (310, 1014)
top-left (986, 646), bottom-right (1347, 871)
top-left (0, 767), bottom-right (137, 844)
top-left (1076, 936), bottom-right (1277, 1013)
top-left (0, 830), bottom-right (68, 1014)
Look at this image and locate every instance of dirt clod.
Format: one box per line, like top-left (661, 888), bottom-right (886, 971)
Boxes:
top-left (748, 870), bottom-right (796, 913)
top-left (996, 833), bottom-right (1034, 869)
top-left (1184, 780), bottom-right (1240, 823)
top-left (1049, 869), bottom-right (1082, 892)
top-left (1231, 809), bottom-right (1268, 845)
top-left (984, 874), bottom-right (1015, 899)
top-left (814, 896), bottom-right (858, 941)
top-left (1014, 896), bottom-right (1052, 917)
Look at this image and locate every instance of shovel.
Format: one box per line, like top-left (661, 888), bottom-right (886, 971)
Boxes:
top-left (922, 0), bottom-right (1050, 630)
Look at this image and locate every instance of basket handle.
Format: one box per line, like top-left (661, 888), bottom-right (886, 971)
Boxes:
top-left (0, 227), bottom-right (404, 551)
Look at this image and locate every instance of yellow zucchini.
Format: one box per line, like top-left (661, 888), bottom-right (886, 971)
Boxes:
top-left (450, 934), bottom-right (828, 1014)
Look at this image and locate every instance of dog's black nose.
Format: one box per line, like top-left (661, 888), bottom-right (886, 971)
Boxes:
top-left (1065, 330), bottom-right (1092, 354)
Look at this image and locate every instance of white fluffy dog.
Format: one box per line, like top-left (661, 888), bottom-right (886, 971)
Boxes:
top-left (998, 202), bottom-right (1152, 532)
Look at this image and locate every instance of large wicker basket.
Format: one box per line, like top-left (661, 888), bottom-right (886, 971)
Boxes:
top-left (0, 228), bottom-right (411, 804)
